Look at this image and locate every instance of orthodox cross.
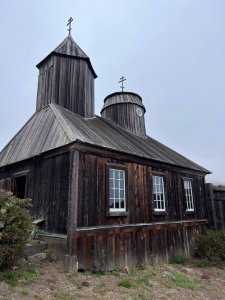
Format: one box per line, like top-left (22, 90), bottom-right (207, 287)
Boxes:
top-left (67, 17), bottom-right (73, 35)
top-left (119, 76), bottom-right (126, 92)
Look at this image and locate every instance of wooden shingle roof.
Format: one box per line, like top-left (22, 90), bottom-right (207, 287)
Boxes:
top-left (36, 35), bottom-right (97, 78)
top-left (101, 92), bottom-right (146, 113)
top-left (0, 104), bottom-right (210, 173)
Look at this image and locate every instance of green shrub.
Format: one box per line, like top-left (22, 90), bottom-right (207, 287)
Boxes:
top-left (117, 278), bottom-right (132, 288)
top-left (0, 189), bottom-right (32, 270)
top-left (169, 254), bottom-right (189, 265)
top-left (193, 258), bottom-right (212, 268)
top-left (195, 229), bottom-right (225, 263)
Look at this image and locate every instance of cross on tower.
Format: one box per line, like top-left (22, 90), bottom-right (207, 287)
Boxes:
top-left (119, 76), bottom-right (126, 92)
top-left (67, 17), bottom-right (73, 35)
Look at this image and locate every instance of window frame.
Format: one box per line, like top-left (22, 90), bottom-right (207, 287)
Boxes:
top-left (151, 174), bottom-right (166, 212)
top-left (183, 178), bottom-right (194, 212)
top-left (106, 164), bottom-right (128, 217)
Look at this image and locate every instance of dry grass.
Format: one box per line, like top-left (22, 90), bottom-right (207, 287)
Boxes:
top-left (1, 259), bottom-right (225, 299)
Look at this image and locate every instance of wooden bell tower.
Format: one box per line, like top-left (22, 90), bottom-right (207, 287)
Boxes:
top-left (36, 21), bottom-right (97, 118)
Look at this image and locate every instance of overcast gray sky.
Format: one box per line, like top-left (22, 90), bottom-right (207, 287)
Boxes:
top-left (0, 0), bottom-right (224, 184)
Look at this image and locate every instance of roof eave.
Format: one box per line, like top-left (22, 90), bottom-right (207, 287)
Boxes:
top-left (36, 52), bottom-right (97, 79)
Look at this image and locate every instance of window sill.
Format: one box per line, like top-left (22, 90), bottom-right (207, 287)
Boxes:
top-left (184, 210), bottom-right (195, 215)
top-left (106, 211), bottom-right (128, 217)
top-left (152, 211), bottom-right (167, 216)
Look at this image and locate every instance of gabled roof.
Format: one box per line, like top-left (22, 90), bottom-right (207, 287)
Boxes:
top-left (0, 104), bottom-right (210, 174)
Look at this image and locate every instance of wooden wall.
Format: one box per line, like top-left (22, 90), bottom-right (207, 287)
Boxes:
top-left (0, 152), bottom-right (70, 233)
top-left (101, 103), bottom-right (146, 138)
top-left (206, 183), bottom-right (225, 229)
top-left (36, 55), bottom-right (95, 118)
top-left (0, 148), bottom-right (207, 233)
top-left (77, 153), bottom-right (207, 228)
top-left (0, 147), bottom-right (208, 271)
top-left (76, 220), bottom-right (206, 271)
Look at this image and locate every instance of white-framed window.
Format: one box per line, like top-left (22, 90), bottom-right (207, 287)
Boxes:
top-left (152, 175), bottom-right (166, 211)
top-left (109, 168), bottom-right (126, 212)
top-left (184, 180), bottom-right (194, 211)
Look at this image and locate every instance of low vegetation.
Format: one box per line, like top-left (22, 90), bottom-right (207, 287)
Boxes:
top-left (169, 254), bottom-right (190, 265)
top-left (195, 229), bottom-right (225, 264)
top-left (0, 263), bottom-right (37, 287)
top-left (0, 189), bottom-right (32, 270)
top-left (1, 256), bottom-right (225, 299)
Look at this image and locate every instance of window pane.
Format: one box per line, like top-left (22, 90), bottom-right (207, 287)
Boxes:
top-left (152, 175), bottom-right (165, 211)
top-left (115, 199), bottom-right (119, 208)
top-left (109, 198), bottom-right (114, 208)
top-left (115, 171), bottom-right (120, 179)
top-left (109, 169), bottom-right (114, 179)
top-left (115, 179), bottom-right (119, 188)
top-left (184, 180), bottom-right (194, 211)
top-left (109, 189), bottom-right (114, 199)
top-left (120, 190), bottom-right (124, 198)
top-left (109, 168), bottom-right (126, 212)
top-left (109, 179), bottom-right (114, 189)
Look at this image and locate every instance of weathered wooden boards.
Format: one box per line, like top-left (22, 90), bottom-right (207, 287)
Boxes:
top-left (206, 183), bottom-right (225, 229)
top-left (101, 92), bottom-right (146, 138)
top-left (0, 152), bottom-right (70, 233)
top-left (36, 55), bottom-right (95, 118)
top-left (78, 153), bottom-right (207, 227)
top-left (0, 147), bottom-right (208, 271)
top-left (76, 220), bottom-right (206, 271)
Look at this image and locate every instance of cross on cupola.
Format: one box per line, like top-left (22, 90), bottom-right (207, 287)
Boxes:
top-left (119, 76), bottom-right (126, 92)
top-left (67, 17), bottom-right (73, 35)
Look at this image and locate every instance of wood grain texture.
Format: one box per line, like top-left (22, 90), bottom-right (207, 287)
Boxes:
top-left (0, 152), bottom-right (70, 233)
top-left (75, 220), bottom-right (206, 271)
top-left (206, 183), bottom-right (225, 229)
top-left (67, 150), bottom-right (79, 256)
top-left (77, 153), bottom-right (207, 228)
top-left (36, 55), bottom-right (95, 118)
top-left (101, 92), bottom-right (146, 138)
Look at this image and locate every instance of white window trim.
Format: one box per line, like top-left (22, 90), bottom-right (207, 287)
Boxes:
top-left (184, 180), bottom-right (194, 211)
top-left (109, 168), bottom-right (126, 212)
top-left (152, 175), bottom-right (166, 212)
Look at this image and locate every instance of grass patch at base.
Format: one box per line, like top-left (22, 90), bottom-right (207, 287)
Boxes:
top-left (170, 254), bottom-right (189, 265)
top-left (0, 263), bottom-right (37, 286)
top-left (118, 278), bottom-right (132, 288)
top-left (171, 270), bottom-right (197, 290)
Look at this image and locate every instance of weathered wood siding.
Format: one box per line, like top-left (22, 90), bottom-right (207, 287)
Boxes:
top-left (206, 183), bottom-right (225, 229)
top-left (101, 103), bottom-right (146, 138)
top-left (0, 152), bottom-right (70, 233)
top-left (76, 220), bottom-right (206, 271)
top-left (77, 153), bottom-right (207, 227)
top-left (36, 55), bottom-right (95, 118)
top-left (0, 177), bottom-right (11, 191)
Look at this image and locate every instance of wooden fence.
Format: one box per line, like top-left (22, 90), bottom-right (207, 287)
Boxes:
top-left (206, 183), bottom-right (225, 229)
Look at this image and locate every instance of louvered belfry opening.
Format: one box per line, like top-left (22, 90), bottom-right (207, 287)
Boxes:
top-left (101, 92), bottom-right (147, 138)
top-left (36, 35), bottom-right (97, 118)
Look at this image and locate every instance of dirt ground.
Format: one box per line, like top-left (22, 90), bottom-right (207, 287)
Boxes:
top-left (1, 257), bottom-right (225, 300)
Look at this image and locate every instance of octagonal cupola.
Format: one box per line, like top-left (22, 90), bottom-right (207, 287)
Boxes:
top-left (101, 91), bottom-right (146, 138)
top-left (36, 34), bottom-right (97, 118)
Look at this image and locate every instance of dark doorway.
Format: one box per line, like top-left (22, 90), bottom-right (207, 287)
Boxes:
top-left (14, 176), bottom-right (27, 199)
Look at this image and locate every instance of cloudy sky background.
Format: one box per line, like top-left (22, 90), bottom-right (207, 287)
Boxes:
top-left (0, 0), bottom-right (224, 184)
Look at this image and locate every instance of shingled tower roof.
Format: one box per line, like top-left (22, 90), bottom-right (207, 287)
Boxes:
top-left (36, 35), bottom-right (97, 78)
top-left (53, 35), bottom-right (88, 58)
